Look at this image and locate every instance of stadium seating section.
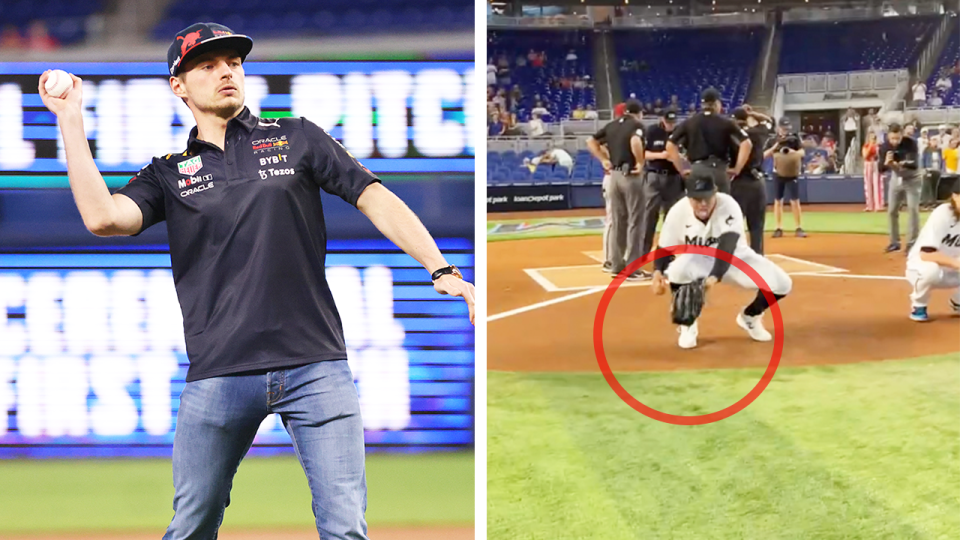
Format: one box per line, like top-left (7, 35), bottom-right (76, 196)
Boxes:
top-left (613, 26), bottom-right (763, 110)
top-left (155, 0), bottom-right (473, 41)
top-left (923, 24), bottom-right (959, 107)
top-left (779, 15), bottom-right (940, 73)
top-left (0, 0), bottom-right (101, 45)
top-left (487, 30), bottom-right (597, 123)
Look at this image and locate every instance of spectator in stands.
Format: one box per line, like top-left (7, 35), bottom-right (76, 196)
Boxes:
top-left (515, 53), bottom-right (526, 68)
top-left (492, 89), bottom-right (507, 112)
top-left (911, 79), bottom-right (927, 107)
top-left (528, 112), bottom-right (547, 137)
top-left (687, 103), bottom-right (696, 115)
top-left (821, 132), bottom-right (837, 155)
top-left (487, 60), bottom-right (497, 86)
top-left (0, 25), bottom-right (22, 49)
top-left (566, 49), bottom-right (577, 62)
top-left (531, 51), bottom-right (545, 68)
top-left (528, 49), bottom-right (538, 65)
top-left (670, 95), bottom-right (680, 110)
top-left (928, 90), bottom-right (943, 107)
top-left (26, 20), bottom-right (58, 52)
top-left (583, 105), bottom-right (598, 120)
top-left (862, 131), bottom-right (883, 212)
top-left (524, 147), bottom-right (574, 176)
top-left (572, 105), bottom-right (586, 120)
top-left (944, 138), bottom-right (959, 175)
top-left (510, 85), bottom-right (522, 108)
top-left (935, 70), bottom-right (952, 92)
top-left (488, 113), bottom-right (504, 137)
top-left (919, 128), bottom-right (933, 169)
top-left (501, 111), bottom-right (520, 136)
top-left (531, 101), bottom-right (549, 118)
top-left (842, 108), bottom-right (859, 154)
top-left (653, 99), bottom-right (664, 115)
top-left (644, 102), bottom-right (654, 115)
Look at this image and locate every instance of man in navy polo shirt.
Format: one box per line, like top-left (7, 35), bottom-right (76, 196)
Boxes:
top-left (39, 22), bottom-right (475, 540)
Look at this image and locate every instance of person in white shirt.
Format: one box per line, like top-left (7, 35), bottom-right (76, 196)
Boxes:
top-left (650, 174), bottom-right (792, 349)
top-left (528, 114), bottom-right (546, 137)
top-left (912, 81), bottom-right (927, 107)
top-left (905, 183), bottom-right (960, 321)
top-left (523, 147), bottom-right (574, 176)
top-left (487, 61), bottom-right (497, 86)
top-left (583, 106), bottom-right (598, 120)
top-left (530, 102), bottom-right (549, 118)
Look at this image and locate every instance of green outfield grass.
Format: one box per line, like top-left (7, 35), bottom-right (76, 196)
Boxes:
top-left (0, 451), bottom-right (473, 533)
top-left (488, 355), bottom-right (960, 540)
top-left (487, 210), bottom-right (933, 242)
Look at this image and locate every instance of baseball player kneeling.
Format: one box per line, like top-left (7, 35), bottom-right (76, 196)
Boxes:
top-left (905, 180), bottom-right (960, 321)
top-left (650, 174), bottom-right (792, 349)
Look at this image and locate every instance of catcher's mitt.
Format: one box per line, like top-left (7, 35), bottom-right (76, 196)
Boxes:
top-left (671, 278), bottom-right (706, 326)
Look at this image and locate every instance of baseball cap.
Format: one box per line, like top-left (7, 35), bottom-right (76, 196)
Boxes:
top-left (168, 23), bottom-right (254, 76)
top-left (662, 109), bottom-right (677, 121)
top-left (778, 117), bottom-right (792, 128)
top-left (732, 107), bottom-right (749, 122)
top-left (700, 87), bottom-right (721, 103)
top-left (625, 99), bottom-right (642, 114)
top-left (685, 173), bottom-right (717, 200)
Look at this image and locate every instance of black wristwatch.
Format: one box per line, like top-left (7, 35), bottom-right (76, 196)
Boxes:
top-left (431, 265), bottom-right (463, 282)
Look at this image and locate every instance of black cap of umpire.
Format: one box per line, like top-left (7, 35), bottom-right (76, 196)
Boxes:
top-left (625, 99), bottom-right (642, 115)
top-left (700, 87), bottom-right (722, 104)
top-left (662, 109), bottom-right (677, 121)
top-left (685, 172), bottom-right (718, 200)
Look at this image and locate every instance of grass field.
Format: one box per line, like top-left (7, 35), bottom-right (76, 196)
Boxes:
top-left (487, 210), bottom-right (931, 242)
top-left (0, 452), bottom-right (474, 534)
top-left (488, 355), bottom-right (959, 539)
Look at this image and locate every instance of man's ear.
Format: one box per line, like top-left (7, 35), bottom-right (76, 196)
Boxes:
top-left (170, 75), bottom-right (188, 102)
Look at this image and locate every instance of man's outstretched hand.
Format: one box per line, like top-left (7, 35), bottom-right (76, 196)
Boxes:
top-left (434, 275), bottom-right (476, 325)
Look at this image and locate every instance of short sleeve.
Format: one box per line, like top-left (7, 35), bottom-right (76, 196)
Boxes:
top-left (658, 200), bottom-right (684, 247)
top-left (591, 122), bottom-right (609, 143)
top-left (669, 120), bottom-right (688, 146)
top-left (916, 204), bottom-right (951, 250)
top-left (302, 118), bottom-right (381, 206)
top-left (115, 161), bottom-right (166, 234)
top-left (728, 120), bottom-right (749, 145)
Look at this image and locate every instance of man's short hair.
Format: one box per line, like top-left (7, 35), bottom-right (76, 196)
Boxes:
top-left (888, 123), bottom-right (902, 134)
top-left (625, 99), bottom-right (642, 114)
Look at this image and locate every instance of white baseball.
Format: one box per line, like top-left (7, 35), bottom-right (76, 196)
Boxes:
top-left (44, 69), bottom-right (73, 99)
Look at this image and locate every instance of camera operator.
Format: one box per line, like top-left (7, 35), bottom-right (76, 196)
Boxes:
top-left (879, 123), bottom-right (921, 253)
top-left (763, 118), bottom-right (807, 238)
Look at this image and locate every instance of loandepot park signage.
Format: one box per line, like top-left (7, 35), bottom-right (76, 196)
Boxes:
top-left (0, 61), bottom-right (474, 177)
top-left (0, 245), bottom-right (475, 457)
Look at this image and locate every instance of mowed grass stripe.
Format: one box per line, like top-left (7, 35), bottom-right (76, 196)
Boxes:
top-left (488, 354), bottom-right (959, 539)
top-left (487, 211), bottom-right (933, 242)
top-left (487, 372), bottom-right (635, 540)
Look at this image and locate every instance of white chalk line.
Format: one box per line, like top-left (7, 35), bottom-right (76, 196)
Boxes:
top-left (488, 287), bottom-right (606, 322)
top-left (490, 272), bottom-right (908, 322)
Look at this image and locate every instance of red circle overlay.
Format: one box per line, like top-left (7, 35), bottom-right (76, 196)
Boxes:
top-left (593, 245), bottom-right (783, 425)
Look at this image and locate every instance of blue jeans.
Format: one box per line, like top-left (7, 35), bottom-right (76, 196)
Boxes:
top-left (162, 360), bottom-right (368, 540)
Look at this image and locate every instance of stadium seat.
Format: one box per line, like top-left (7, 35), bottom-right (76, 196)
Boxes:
top-left (923, 24), bottom-right (959, 107)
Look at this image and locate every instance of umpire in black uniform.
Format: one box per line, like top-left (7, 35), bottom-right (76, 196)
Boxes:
top-left (666, 87), bottom-right (752, 194)
top-left (640, 109), bottom-right (684, 256)
top-left (730, 105), bottom-right (773, 254)
top-left (587, 99), bottom-right (647, 280)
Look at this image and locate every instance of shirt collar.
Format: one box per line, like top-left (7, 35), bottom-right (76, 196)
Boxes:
top-left (186, 106), bottom-right (258, 153)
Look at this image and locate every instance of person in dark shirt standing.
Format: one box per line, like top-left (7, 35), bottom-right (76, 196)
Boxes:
top-left (763, 118), bottom-right (807, 238)
top-left (587, 99), bottom-right (647, 280)
top-left (731, 105), bottom-right (774, 253)
top-left (879, 123), bottom-right (921, 253)
top-left (666, 87), bottom-right (752, 195)
top-left (39, 23), bottom-right (475, 539)
top-left (640, 109), bottom-right (684, 257)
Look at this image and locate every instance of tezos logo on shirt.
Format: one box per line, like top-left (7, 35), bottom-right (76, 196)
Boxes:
top-left (177, 156), bottom-right (203, 176)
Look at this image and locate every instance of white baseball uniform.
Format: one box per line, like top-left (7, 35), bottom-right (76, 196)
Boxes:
top-left (659, 193), bottom-right (792, 295)
top-left (906, 203), bottom-right (960, 308)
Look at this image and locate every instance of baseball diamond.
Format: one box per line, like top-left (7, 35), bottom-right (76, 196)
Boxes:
top-left (487, 206), bottom-right (959, 539)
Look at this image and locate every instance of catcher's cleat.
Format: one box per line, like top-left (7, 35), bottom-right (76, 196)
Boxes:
top-left (737, 312), bottom-right (772, 341)
top-left (677, 321), bottom-right (698, 349)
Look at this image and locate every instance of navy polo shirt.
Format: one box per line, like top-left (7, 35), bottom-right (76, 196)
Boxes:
top-left (116, 107), bottom-right (380, 381)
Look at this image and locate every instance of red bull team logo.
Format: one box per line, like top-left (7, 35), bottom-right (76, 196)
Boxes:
top-left (252, 135), bottom-right (289, 153)
top-left (177, 156), bottom-right (203, 176)
top-left (177, 30), bottom-right (203, 56)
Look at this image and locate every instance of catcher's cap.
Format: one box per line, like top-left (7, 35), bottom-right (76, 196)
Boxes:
top-left (685, 174), bottom-right (717, 200)
top-left (168, 22), bottom-right (253, 76)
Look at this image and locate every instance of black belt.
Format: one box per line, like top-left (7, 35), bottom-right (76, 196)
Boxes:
top-left (692, 157), bottom-right (727, 167)
top-left (644, 168), bottom-right (679, 175)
